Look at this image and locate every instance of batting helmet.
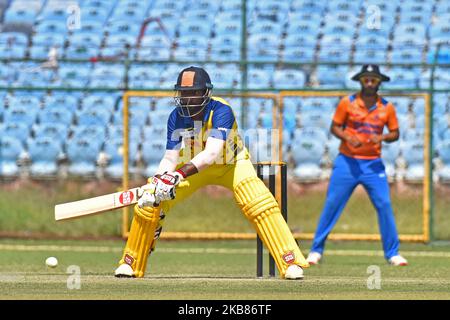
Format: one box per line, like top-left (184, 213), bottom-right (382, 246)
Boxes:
top-left (174, 66), bottom-right (213, 118)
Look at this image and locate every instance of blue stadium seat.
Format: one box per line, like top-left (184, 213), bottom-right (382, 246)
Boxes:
top-left (300, 111), bottom-right (332, 129)
top-left (140, 35), bottom-right (171, 50)
top-left (4, 7), bottom-right (38, 25)
top-left (0, 135), bottom-right (23, 177)
top-left (390, 50), bottom-right (423, 64)
top-left (242, 128), bottom-right (274, 162)
top-left (32, 123), bottom-right (68, 145)
top-left (293, 127), bottom-right (328, 145)
top-left (82, 94), bottom-right (115, 113)
top-left (110, 7), bottom-right (147, 22)
top-left (273, 69), bottom-right (306, 89)
top-left (436, 139), bottom-right (450, 182)
top-left (81, 6), bottom-right (111, 23)
top-left (3, 107), bottom-right (37, 128)
top-left (76, 20), bottom-right (105, 34)
top-left (209, 69), bottom-right (237, 89)
top-left (103, 138), bottom-right (139, 179)
top-left (292, 138), bottom-right (325, 181)
top-left (0, 43), bottom-right (27, 59)
top-left (355, 35), bottom-right (389, 51)
top-left (249, 21), bottom-right (283, 36)
top-left (389, 98), bottom-right (410, 116)
top-left (30, 45), bottom-right (63, 59)
top-left (27, 136), bottom-right (62, 177)
top-left (290, 1), bottom-right (326, 14)
top-left (353, 49), bottom-right (387, 64)
top-left (106, 19), bottom-right (141, 36)
top-left (328, 1), bottom-right (361, 12)
top-left (326, 136), bottom-right (340, 163)
top-left (385, 69), bottom-right (418, 90)
top-left (381, 142), bottom-right (400, 180)
top-left (76, 109), bottom-right (110, 127)
top-left (316, 66), bottom-right (349, 87)
top-left (107, 125), bottom-right (141, 142)
top-left (66, 138), bottom-right (102, 177)
top-left (178, 21), bottom-right (212, 37)
top-left (69, 33), bottom-right (102, 48)
top-left (65, 44), bottom-right (99, 60)
top-left (246, 69), bottom-right (272, 89)
top-left (282, 47), bottom-right (315, 63)
top-left (44, 94), bottom-right (78, 111)
top-left (322, 22), bottom-right (355, 37)
top-left (141, 138), bottom-right (165, 176)
top-left (71, 124), bottom-right (107, 142)
top-left (284, 33), bottom-right (317, 49)
top-left (0, 32), bottom-right (28, 46)
top-left (402, 140), bottom-right (424, 182)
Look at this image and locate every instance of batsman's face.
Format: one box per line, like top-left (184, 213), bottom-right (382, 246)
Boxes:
top-left (175, 88), bottom-right (211, 118)
top-left (360, 76), bottom-right (381, 96)
top-left (179, 89), bottom-right (205, 108)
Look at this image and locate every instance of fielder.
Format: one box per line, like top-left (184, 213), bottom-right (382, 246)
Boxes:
top-left (306, 65), bottom-right (408, 266)
top-left (115, 66), bottom-right (309, 279)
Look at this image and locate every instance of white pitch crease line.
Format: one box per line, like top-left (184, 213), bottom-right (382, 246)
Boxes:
top-left (0, 244), bottom-right (450, 258)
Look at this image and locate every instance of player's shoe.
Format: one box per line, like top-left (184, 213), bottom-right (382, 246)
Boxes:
top-left (285, 265), bottom-right (304, 280)
top-left (306, 252), bottom-right (322, 265)
top-left (388, 255), bottom-right (408, 266)
top-left (114, 264), bottom-right (135, 277)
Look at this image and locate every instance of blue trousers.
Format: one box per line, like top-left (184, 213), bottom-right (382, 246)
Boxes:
top-left (310, 153), bottom-right (400, 259)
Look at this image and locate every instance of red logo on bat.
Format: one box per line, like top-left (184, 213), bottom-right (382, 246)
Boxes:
top-left (119, 191), bottom-right (134, 205)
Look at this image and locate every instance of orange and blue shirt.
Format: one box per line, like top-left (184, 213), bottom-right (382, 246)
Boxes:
top-left (333, 93), bottom-right (399, 159)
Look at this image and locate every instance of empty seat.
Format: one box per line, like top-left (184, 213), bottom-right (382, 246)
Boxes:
top-left (76, 109), bottom-right (111, 127)
top-left (436, 139), bottom-right (450, 182)
top-left (381, 142), bottom-right (400, 180)
top-left (103, 138), bottom-right (139, 179)
top-left (292, 138), bottom-right (325, 181)
top-left (0, 135), bottom-right (23, 177)
top-left (28, 136), bottom-right (62, 177)
top-left (402, 140), bottom-right (424, 182)
top-left (273, 69), bottom-right (306, 89)
top-left (141, 139), bottom-right (166, 176)
top-left (66, 138), bottom-right (102, 177)
top-left (32, 123), bottom-right (68, 145)
top-left (293, 127), bottom-right (328, 145)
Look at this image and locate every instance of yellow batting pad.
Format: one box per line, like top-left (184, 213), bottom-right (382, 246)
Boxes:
top-left (119, 204), bottom-right (161, 278)
top-left (234, 177), bottom-right (309, 277)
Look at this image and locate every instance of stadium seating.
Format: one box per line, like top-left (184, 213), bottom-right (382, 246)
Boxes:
top-left (0, 0), bottom-right (448, 182)
top-left (0, 135), bottom-right (24, 178)
top-left (402, 140), bottom-right (425, 182)
top-left (66, 138), bottom-right (102, 177)
top-left (436, 140), bottom-right (450, 183)
top-left (27, 136), bottom-right (62, 177)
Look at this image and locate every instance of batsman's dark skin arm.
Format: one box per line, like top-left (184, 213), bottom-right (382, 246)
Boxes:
top-left (330, 121), bottom-right (399, 148)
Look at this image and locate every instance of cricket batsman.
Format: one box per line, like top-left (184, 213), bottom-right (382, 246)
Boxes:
top-left (114, 66), bottom-right (309, 279)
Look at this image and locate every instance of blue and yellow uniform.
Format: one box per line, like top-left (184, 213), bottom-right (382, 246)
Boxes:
top-left (118, 95), bottom-right (309, 278)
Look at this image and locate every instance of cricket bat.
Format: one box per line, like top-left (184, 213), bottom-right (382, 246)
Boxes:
top-left (55, 181), bottom-right (189, 221)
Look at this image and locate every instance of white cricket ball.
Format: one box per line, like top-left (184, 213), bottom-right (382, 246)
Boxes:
top-left (45, 257), bottom-right (58, 268)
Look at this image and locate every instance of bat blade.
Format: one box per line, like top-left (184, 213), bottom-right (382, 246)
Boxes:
top-left (55, 188), bottom-right (140, 221)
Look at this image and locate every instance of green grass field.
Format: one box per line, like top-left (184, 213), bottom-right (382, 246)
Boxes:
top-left (1, 239), bottom-right (450, 300)
top-left (1, 179), bottom-right (449, 239)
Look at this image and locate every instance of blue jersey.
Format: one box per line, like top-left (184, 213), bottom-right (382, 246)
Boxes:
top-left (166, 97), bottom-right (249, 164)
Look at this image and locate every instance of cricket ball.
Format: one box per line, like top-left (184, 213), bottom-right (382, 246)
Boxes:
top-left (45, 257), bottom-right (58, 268)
